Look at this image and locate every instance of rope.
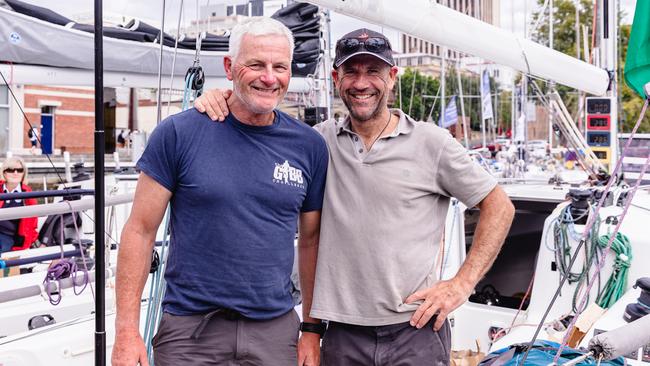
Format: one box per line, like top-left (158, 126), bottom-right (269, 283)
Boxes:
top-left (550, 102), bottom-right (650, 363)
top-left (42, 212), bottom-right (91, 305)
top-left (595, 232), bottom-right (632, 309)
top-left (43, 259), bottom-right (76, 305)
top-left (65, 200), bottom-right (94, 298)
top-left (552, 204), bottom-right (602, 313)
top-left (0, 70), bottom-right (120, 247)
top-left (520, 99), bottom-right (650, 366)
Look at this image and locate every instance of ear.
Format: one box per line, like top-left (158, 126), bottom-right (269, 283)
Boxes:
top-left (224, 56), bottom-right (234, 81)
top-left (386, 66), bottom-right (399, 89)
top-left (331, 69), bottom-right (340, 88)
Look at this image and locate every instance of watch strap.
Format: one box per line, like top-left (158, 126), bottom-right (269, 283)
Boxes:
top-left (300, 321), bottom-right (326, 337)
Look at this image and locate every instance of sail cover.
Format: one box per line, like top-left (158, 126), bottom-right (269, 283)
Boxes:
top-left (0, 0), bottom-right (321, 78)
top-left (624, 0), bottom-right (650, 99)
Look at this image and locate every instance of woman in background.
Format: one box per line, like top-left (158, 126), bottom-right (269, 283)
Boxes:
top-left (0, 156), bottom-right (38, 254)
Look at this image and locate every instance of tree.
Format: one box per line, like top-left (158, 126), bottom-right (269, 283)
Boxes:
top-left (392, 67), bottom-right (509, 134)
top-left (392, 68), bottom-right (440, 122)
top-left (530, 0), bottom-right (649, 132)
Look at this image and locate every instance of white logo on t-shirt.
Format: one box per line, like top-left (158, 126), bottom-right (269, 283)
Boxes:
top-left (273, 160), bottom-right (305, 189)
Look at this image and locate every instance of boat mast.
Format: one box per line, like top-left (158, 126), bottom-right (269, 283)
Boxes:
top-left (549, 0), bottom-right (555, 149)
top-left (602, 0), bottom-right (619, 167)
top-left (93, 0), bottom-right (106, 365)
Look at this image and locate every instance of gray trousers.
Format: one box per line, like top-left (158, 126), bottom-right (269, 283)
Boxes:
top-left (321, 318), bottom-right (451, 366)
top-left (153, 309), bottom-right (300, 366)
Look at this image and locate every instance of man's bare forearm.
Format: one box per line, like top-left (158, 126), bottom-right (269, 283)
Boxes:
top-left (115, 220), bottom-right (156, 333)
top-left (455, 186), bottom-right (514, 290)
top-left (299, 242), bottom-right (319, 323)
top-left (298, 211), bottom-right (321, 324)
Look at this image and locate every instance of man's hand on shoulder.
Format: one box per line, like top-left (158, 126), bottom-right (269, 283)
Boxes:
top-left (194, 89), bottom-right (233, 122)
top-left (111, 328), bottom-right (149, 366)
top-left (405, 277), bottom-right (474, 331)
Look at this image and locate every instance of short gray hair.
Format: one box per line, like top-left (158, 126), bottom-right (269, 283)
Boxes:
top-left (228, 17), bottom-right (294, 62)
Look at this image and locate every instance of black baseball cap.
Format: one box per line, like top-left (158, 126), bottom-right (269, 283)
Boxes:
top-left (333, 28), bottom-right (395, 68)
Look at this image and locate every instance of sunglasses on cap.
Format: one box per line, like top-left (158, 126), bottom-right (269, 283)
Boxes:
top-left (336, 37), bottom-right (390, 54)
top-left (4, 168), bottom-right (24, 173)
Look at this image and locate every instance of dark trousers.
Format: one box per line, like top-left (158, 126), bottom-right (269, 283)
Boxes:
top-left (153, 309), bottom-right (300, 366)
top-left (0, 232), bottom-right (15, 254)
top-left (322, 318), bottom-right (451, 366)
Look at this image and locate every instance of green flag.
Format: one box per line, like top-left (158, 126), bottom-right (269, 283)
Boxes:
top-left (625, 0), bottom-right (650, 99)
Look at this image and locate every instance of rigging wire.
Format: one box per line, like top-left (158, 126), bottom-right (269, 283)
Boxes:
top-left (155, 0), bottom-right (168, 126)
top-left (519, 99), bottom-right (650, 365)
top-left (0, 70), bottom-right (120, 247)
top-left (553, 153), bottom-right (649, 364)
top-left (165, 0), bottom-right (185, 117)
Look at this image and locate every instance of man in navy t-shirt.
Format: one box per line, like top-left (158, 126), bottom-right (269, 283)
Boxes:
top-left (112, 18), bottom-right (328, 366)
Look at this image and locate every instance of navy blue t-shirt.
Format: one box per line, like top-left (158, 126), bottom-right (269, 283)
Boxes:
top-left (137, 108), bottom-right (328, 319)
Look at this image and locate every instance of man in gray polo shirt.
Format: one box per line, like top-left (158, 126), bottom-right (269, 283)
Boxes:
top-left (195, 28), bottom-right (514, 366)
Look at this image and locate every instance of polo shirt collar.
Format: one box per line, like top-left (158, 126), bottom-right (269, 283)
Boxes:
top-left (335, 109), bottom-right (416, 136)
top-left (2, 184), bottom-right (21, 194)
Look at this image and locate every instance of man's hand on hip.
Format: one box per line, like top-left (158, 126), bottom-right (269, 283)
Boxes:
top-left (405, 277), bottom-right (473, 331)
top-left (297, 332), bottom-right (321, 366)
top-left (194, 89), bottom-right (232, 122)
top-left (111, 328), bottom-right (149, 366)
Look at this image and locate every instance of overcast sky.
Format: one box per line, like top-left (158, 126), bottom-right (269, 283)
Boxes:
top-left (24, 0), bottom-right (638, 45)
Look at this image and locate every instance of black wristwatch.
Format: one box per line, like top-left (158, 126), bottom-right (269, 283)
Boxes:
top-left (300, 321), bottom-right (326, 337)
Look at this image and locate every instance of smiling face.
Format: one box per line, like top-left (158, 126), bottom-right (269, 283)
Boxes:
top-left (224, 33), bottom-right (291, 117)
top-left (3, 163), bottom-right (25, 185)
top-left (333, 54), bottom-right (398, 123)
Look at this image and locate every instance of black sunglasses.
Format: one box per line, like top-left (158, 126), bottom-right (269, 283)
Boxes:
top-left (337, 37), bottom-right (390, 53)
top-left (4, 168), bottom-right (24, 173)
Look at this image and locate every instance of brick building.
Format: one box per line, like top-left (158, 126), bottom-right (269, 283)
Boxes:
top-left (21, 85), bottom-right (95, 154)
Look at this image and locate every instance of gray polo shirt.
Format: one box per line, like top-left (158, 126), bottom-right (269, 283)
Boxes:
top-left (310, 109), bottom-right (497, 326)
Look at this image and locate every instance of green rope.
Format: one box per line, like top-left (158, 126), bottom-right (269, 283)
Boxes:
top-left (596, 232), bottom-right (632, 309)
top-left (553, 204), bottom-right (633, 312)
top-left (553, 205), bottom-right (602, 313)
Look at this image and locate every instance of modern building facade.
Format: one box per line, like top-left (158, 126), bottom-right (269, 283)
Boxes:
top-left (398, 0), bottom-right (501, 62)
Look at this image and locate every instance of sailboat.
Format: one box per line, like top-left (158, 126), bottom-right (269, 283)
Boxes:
top-left (1, 0), bottom-right (650, 365)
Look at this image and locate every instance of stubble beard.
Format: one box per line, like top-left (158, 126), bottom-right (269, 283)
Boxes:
top-left (233, 84), bottom-right (281, 115)
top-left (342, 89), bottom-right (387, 123)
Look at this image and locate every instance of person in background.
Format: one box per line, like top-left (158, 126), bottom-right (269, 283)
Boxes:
top-left (0, 156), bottom-right (38, 254)
top-left (28, 127), bottom-right (39, 155)
top-left (117, 129), bottom-right (126, 148)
